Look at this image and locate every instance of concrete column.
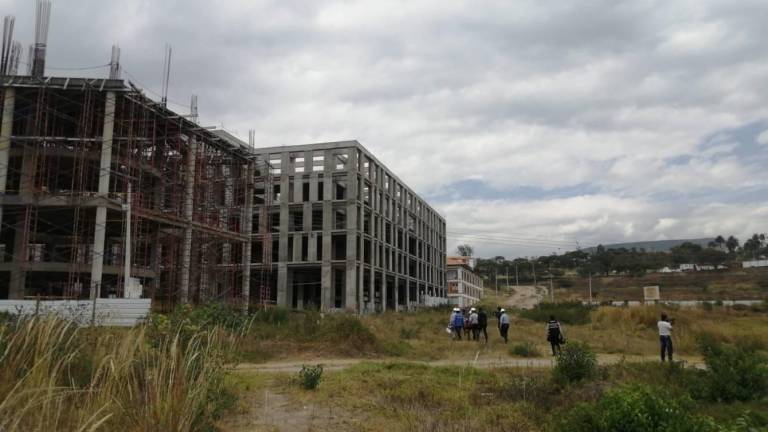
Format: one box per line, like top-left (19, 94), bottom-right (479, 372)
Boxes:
top-left (241, 161), bottom-right (254, 310)
top-left (0, 88), bottom-right (15, 235)
top-left (292, 234), bottom-right (301, 262)
top-left (276, 153), bottom-right (290, 306)
top-left (345, 150), bottom-right (358, 312)
top-left (89, 91), bottom-right (116, 299)
top-left (277, 262), bottom-right (292, 307)
top-left (178, 136), bottom-right (197, 304)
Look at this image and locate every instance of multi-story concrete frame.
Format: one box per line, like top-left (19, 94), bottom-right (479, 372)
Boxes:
top-left (0, 76), bottom-right (253, 308)
top-left (250, 141), bottom-right (446, 312)
top-left (446, 256), bottom-right (484, 307)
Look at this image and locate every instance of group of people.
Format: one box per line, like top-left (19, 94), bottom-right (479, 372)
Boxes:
top-left (449, 306), bottom-right (678, 362)
top-left (448, 306), bottom-right (566, 356)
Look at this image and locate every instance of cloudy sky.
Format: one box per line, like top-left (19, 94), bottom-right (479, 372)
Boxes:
top-left (4, 0), bottom-right (768, 258)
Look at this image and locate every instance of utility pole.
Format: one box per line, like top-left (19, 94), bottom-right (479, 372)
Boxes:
top-left (515, 263), bottom-right (519, 287)
top-left (494, 268), bottom-right (498, 298)
top-left (531, 259), bottom-right (537, 287)
top-left (505, 264), bottom-right (509, 293)
top-left (549, 264), bottom-right (554, 302)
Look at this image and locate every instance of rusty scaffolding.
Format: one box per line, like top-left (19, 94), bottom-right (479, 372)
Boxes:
top-left (0, 76), bottom-right (253, 310)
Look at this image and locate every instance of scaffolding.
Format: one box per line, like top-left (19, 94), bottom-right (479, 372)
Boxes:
top-left (0, 76), bottom-right (253, 310)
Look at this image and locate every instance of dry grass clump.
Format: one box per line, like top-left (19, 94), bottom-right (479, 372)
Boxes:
top-left (0, 316), bottom-right (236, 432)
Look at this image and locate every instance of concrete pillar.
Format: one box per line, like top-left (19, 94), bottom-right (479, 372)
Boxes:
top-left (276, 153), bottom-right (291, 306)
top-left (178, 136), bottom-right (197, 304)
top-left (345, 149), bottom-right (359, 311)
top-left (241, 161), bottom-right (254, 310)
top-left (0, 88), bottom-right (15, 236)
top-left (89, 91), bottom-right (116, 300)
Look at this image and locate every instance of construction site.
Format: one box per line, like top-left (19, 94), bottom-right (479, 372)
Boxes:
top-left (0, 5), bottom-right (255, 310)
top-left (0, 1), bottom-right (447, 313)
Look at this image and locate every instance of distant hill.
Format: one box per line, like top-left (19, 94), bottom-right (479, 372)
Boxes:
top-left (583, 238), bottom-right (715, 253)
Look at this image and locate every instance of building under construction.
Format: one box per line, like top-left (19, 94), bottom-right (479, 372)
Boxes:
top-left (250, 141), bottom-right (447, 312)
top-left (0, 78), bottom-right (253, 308)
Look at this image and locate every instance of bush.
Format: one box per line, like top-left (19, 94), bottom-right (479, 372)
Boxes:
top-left (299, 364), bottom-right (323, 390)
top-left (551, 384), bottom-right (719, 432)
top-left (251, 306), bottom-right (289, 325)
top-left (552, 341), bottom-right (597, 384)
top-left (697, 337), bottom-right (768, 402)
top-left (520, 302), bottom-right (591, 325)
top-left (509, 342), bottom-right (541, 358)
top-left (315, 314), bottom-right (383, 356)
top-left (399, 326), bottom-right (420, 340)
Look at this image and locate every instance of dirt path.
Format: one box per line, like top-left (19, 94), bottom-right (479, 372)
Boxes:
top-left (503, 284), bottom-right (547, 309)
top-left (235, 353), bottom-right (703, 373)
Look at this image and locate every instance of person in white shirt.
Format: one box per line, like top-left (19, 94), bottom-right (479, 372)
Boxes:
top-left (657, 313), bottom-right (674, 362)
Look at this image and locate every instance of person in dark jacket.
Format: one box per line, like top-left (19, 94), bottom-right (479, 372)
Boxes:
top-left (476, 308), bottom-right (488, 343)
top-left (546, 315), bottom-right (564, 355)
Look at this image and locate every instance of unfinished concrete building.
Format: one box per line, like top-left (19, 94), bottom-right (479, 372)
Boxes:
top-left (0, 75), bottom-right (253, 309)
top-left (249, 141), bottom-right (447, 312)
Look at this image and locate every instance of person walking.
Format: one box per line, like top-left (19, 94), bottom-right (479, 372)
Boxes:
top-left (658, 313), bottom-right (674, 362)
top-left (468, 308), bottom-right (479, 341)
top-left (450, 308), bottom-right (464, 340)
top-left (477, 307), bottom-right (488, 343)
top-left (546, 315), bottom-right (564, 356)
top-left (498, 308), bottom-right (510, 343)
top-left (462, 308), bottom-right (472, 341)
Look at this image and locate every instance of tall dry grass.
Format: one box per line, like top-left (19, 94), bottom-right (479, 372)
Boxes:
top-left (0, 316), bottom-right (237, 432)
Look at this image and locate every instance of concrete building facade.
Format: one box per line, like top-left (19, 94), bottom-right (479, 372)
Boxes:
top-left (249, 141), bottom-right (446, 312)
top-left (446, 256), bottom-right (484, 307)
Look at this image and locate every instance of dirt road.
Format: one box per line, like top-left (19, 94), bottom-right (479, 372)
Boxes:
top-left (503, 284), bottom-right (547, 309)
top-left (235, 354), bottom-right (703, 373)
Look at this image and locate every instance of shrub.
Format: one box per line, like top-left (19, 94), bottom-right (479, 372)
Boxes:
top-left (317, 314), bottom-right (381, 355)
top-left (697, 337), bottom-right (768, 402)
top-left (552, 341), bottom-right (597, 384)
top-left (520, 302), bottom-right (591, 325)
top-left (299, 364), bottom-right (323, 390)
top-left (551, 384), bottom-right (719, 432)
top-left (509, 342), bottom-right (541, 358)
top-left (399, 326), bottom-right (420, 340)
top-left (251, 306), bottom-right (289, 325)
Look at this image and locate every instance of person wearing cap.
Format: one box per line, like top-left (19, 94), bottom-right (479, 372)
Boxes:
top-left (498, 308), bottom-right (510, 343)
top-left (449, 307), bottom-right (464, 340)
top-left (468, 307), bottom-right (479, 341)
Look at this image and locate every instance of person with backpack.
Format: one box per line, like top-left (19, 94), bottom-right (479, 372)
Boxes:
top-left (449, 308), bottom-right (464, 341)
top-left (658, 313), bottom-right (673, 362)
top-left (546, 315), bottom-right (565, 356)
top-left (477, 307), bottom-right (489, 343)
top-left (468, 308), bottom-right (479, 340)
top-left (498, 308), bottom-right (510, 343)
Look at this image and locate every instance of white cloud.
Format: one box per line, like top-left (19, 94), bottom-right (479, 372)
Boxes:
top-left (3, 0), bottom-right (767, 257)
top-left (757, 129), bottom-right (768, 145)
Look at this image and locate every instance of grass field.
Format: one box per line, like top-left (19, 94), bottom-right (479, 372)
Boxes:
top-left (2, 299), bottom-right (767, 431)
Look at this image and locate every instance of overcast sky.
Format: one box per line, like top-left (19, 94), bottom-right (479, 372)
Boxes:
top-left (4, 0), bottom-right (768, 258)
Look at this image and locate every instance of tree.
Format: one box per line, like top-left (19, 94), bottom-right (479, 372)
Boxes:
top-left (456, 244), bottom-right (473, 257)
top-left (725, 236), bottom-right (740, 254)
top-left (715, 235), bottom-right (725, 250)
